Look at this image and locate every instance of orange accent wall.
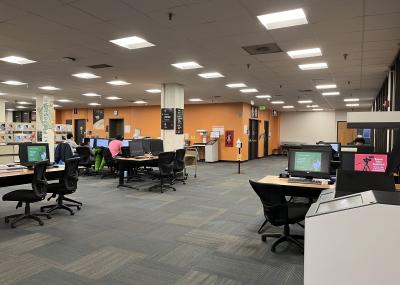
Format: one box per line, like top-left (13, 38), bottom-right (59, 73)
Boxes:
top-left (56, 103), bottom-right (280, 161)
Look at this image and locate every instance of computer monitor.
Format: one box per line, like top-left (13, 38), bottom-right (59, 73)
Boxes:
top-left (89, 138), bottom-right (95, 148)
top-left (386, 132), bottom-right (400, 175)
top-left (341, 152), bottom-right (355, 170)
top-left (288, 149), bottom-right (331, 179)
top-left (19, 143), bottom-right (50, 167)
top-left (96, 138), bottom-right (109, 148)
top-left (122, 140), bottom-right (131, 147)
top-left (142, 139), bottom-right (151, 153)
top-left (129, 139), bottom-right (144, 157)
top-left (354, 153), bottom-right (388, 173)
top-left (150, 139), bottom-right (164, 155)
top-left (317, 142), bottom-right (341, 158)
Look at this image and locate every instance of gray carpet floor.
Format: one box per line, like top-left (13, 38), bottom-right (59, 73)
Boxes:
top-left (0, 156), bottom-right (304, 285)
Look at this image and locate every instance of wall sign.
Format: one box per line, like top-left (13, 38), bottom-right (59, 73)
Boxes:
top-left (161, 108), bottom-right (174, 130)
top-left (175, 108), bottom-right (184, 134)
top-left (272, 109), bottom-right (278, 117)
top-left (93, 109), bottom-right (104, 129)
top-left (225, 130), bottom-right (234, 147)
top-left (251, 106), bottom-right (259, 118)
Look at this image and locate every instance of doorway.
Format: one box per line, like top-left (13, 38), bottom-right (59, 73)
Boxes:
top-left (109, 119), bottom-right (124, 139)
top-left (337, 121), bottom-right (357, 145)
top-left (248, 119), bottom-right (259, 160)
top-left (74, 119), bottom-right (86, 145)
top-left (263, 121), bottom-right (269, 157)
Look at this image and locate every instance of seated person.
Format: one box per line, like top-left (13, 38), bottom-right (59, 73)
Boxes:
top-left (64, 133), bottom-right (78, 154)
top-left (108, 135), bottom-right (123, 158)
top-left (81, 139), bottom-right (95, 160)
top-left (354, 136), bottom-right (366, 145)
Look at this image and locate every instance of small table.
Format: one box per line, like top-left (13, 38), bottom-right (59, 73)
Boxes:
top-left (116, 156), bottom-right (158, 189)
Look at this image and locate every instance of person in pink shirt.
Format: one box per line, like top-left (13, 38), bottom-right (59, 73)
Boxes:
top-left (108, 135), bottom-right (123, 158)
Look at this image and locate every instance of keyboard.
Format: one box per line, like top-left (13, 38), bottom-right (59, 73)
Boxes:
top-left (288, 177), bottom-right (322, 185)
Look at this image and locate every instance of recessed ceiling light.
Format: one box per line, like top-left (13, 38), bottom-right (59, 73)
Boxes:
top-left (313, 108), bottom-right (324, 111)
top-left (226, 83), bottom-right (247, 88)
top-left (287, 48), bottom-right (322, 59)
top-left (88, 102), bottom-right (101, 106)
top-left (315, 84), bottom-right (337, 89)
top-left (2, 80), bottom-right (27, 85)
top-left (106, 80), bottom-right (131, 86)
top-left (16, 106), bottom-right (27, 109)
top-left (134, 100), bottom-right (147, 104)
top-left (82, 92), bottom-right (101, 97)
top-left (346, 103), bottom-right (359, 107)
top-left (39, 86), bottom-right (61, 91)
top-left (344, 98), bottom-right (359, 102)
top-left (198, 72), bottom-right (224, 78)
top-left (145, 89), bottom-right (162, 93)
top-left (6, 108), bottom-right (15, 111)
top-left (257, 8), bottom-right (308, 30)
top-left (0, 56), bottom-right (36, 65)
top-left (16, 101), bottom-right (32, 105)
top-left (72, 73), bottom-right (100, 79)
top-left (53, 105), bottom-right (61, 108)
top-left (58, 99), bottom-right (72, 103)
top-left (306, 104), bottom-right (319, 108)
top-left (298, 62), bottom-right (328, 70)
top-left (256, 95), bottom-right (272, 99)
top-left (189, 98), bottom-right (203, 102)
top-left (322, 91), bottom-right (340, 96)
top-left (171, 61), bottom-right (203, 70)
top-left (240, 88), bottom-right (258, 93)
top-left (110, 36), bottom-right (155, 50)
top-left (106, 96), bottom-right (122, 100)
top-left (298, 100), bottom-right (312, 104)
top-left (283, 105), bottom-right (294, 109)
top-left (271, 101), bottom-right (285, 104)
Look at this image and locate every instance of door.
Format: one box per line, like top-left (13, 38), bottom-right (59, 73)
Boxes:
top-left (248, 119), bottom-right (259, 160)
top-left (109, 119), bottom-right (124, 139)
top-left (264, 121), bottom-right (269, 157)
top-left (337, 121), bottom-right (357, 145)
top-left (74, 119), bottom-right (86, 145)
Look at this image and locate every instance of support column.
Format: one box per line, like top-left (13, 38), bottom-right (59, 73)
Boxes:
top-left (36, 96), bottom-right (55, 162)
top-left (0, 99), bottom-right (6, 122)
top-left (160, 83), bottom-right (184, 151)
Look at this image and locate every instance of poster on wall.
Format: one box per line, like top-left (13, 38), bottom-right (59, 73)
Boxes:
top-left (225, 130), bottom-right (234, 147)
top-left (175, 108), bottom-right (184, 134)
top-left (161, 108), bottom-right (174, 130)
top-left (93, 109), bottom-right (104, 130)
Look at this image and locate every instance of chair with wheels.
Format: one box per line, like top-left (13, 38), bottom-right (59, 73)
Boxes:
top-left (101, 148), bottom-right (118, 178)
top-left (249, 180), bottom-right (309, 252)
top-left (2, 161), bottom-right (51, 228)
top-left (173, 148), bottom-right (186, 184)
top-left (150, 151), bottom-right (176, 193)
top-left (76, 146), bottom-right (93, 175)
top-left (40, 157), bottom-right (81, 215)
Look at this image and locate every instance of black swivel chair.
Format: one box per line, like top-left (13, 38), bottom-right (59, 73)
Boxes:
top-left (54, 142), bottom-right (74, 164)
top-left (101, 148), bottom-right (118, 178)
top-left (173, 149), bottom-right (186, 184)
top-left (249, 180), bottom-right (309, 252)
top-left (40, 157), bottom-right (81, 215)
top-left (2, 161), bottom-right (51, 228)
top-left (150, 151), bottom-right (176, 193)
top-left (76, 146), bottom-right (93, 175)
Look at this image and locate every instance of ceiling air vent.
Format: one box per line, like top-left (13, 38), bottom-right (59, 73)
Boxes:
top-left (88, 64), bottom-right (112, 69)
top-left (242, 43), bottom-right (282, 55)
top-left (298, 89), bottom-right (313, 93)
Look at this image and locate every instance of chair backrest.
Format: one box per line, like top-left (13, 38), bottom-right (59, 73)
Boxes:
top-left (103, 148), bottom-right (115, 166)
top-left (158, 151), bottom-right (175, 176)
top-left (32, 161), bottom-right (48, 199)
top-left (62, 157), bottom-right (80, 192)
top-left (54, 143), bottom-right (74, 163)
top-left (174, 149), bottom-right (186, 171)
top-left (249, 180), bottom-right (288, 227)
top-left (76, 146), bottom-right (91, 165)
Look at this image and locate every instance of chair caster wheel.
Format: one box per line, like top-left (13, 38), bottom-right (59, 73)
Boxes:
top-left (11, 224), bottom-right (16, 228)
top-left (40, 208), bottom-right (44, 212)
top-left (77, 206), bottom-right (81, 211)
top-left (261, 235), bottom-right (267, 242)
top-left (46, 215), bottom-right (51, 219)
top-left (39, 221), bottom-right (44, 226)
top-left (5, 218), bottom-right (9, 223)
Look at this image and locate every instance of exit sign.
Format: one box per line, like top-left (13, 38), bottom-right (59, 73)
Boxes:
top-left (259, 105), bottom-right (266, 110)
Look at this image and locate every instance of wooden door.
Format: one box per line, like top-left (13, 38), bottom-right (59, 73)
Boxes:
top-left (337, 121), bottom-right (357, 145)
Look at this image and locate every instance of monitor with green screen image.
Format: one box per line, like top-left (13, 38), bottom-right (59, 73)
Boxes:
top-left (288, 149), bottom-right (331, 179)
top-left (19, 143), bottom-right (50, 167)
top-left (293, 151), bottom-right (322, 172)
top-left (27, 145), bottom-right (48, 162)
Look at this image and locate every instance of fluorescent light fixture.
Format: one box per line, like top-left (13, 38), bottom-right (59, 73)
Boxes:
top-left (198, 72), bottom-right (224, 78)
top-left (322, 91), bottom-right (340, 96)
top-left (189, 98), bottom-right (203, 102)
top-left (145, 89), bottom-right (162, 93)
top-left (312, 108), bottom-right (324, 111)
top-left (6, 108), bottom-right (15, 111)
top-left (298, 100), bottom-right (312, 104)
top-left (133, 100), bottom-right (147, 104)
top-left (256, 95), bottom-right (272, 99)
top-left (283, 105), bottom-right (294, 109)
top-left (110, 36), bottom-right (155, 50)
top-left (257, 8), bottom-right (308, 30)
top-left (82, 92), bottom-right (101, 97)
top-left (240, 88), bottom-right (258, 93)
top-left (346, 103), bottom-right (359, 107)
top-left (0, 56), bottom-right (36, 65)
top-left (2, 80), bottom-right (26, 85)
top-left (306, 104), bottom-right (319, 108)
top-left (39, 86), bottom-right (61, 91)
top-left (16, 106), bottom-right (27, 109)
top-left (344, 98), bottom-right (359, 102)
top-left (298, 62), bottom-right (328, 70)
top-left (0, 92), bottom-right (6, 95)
top-left (58, 99), bottom-right (72, 103)
top-left (271, 101), bottom-right (284, 104)
top-left (88, 102), bottom-right (101, 106)
top-left (226, 83), bottom-right (247, 88)
top-left (287, 48), bottom-right (322, 59)
top-left (106, 80), bottom-right (131, 86)
top-left (53, 105), bottom-right (61, 108)
top-left (106, 96), bottom-right (121, 100)
top-left (72, 73), bottom-right (100, 79)
top-left (16, 101), bottom-right (32, 105)
top-left (171, 61), bottom-right (203, 70)
top-left (315, 84), bottom-right (336, 89)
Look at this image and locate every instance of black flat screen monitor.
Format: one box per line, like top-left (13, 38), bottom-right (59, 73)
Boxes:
top-left (19, 143), bottom-right (50, 166)
top-left (96, 138), bottom-right (109, 148)
top-left (150, 139), bottom-right (164, 155)
top-left (142, 139), bottom-right (151, 153)
top-left (288, 149), bottom-right (331, 179)
top-left (129, 139), bottom-right (144, 157)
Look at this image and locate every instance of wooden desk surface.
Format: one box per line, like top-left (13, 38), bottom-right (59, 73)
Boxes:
top-left (117, 156), bottom-right (158, 162)
top-left (258, 175), bottom-right (333, 189)
top-left (0, 166), bottom-right (65, 178)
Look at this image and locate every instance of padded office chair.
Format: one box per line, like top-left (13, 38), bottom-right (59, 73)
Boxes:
top-left (101, 148), bottom-right (118, 178)
top-left (40, 157), bottom-right (81, 215)
top-left (249, 180), bottom-right (309, 252)
top-left (76, 146), bottom-right (93, 175)
top-left (2, 161), bottom-right (51, 228)
top-left (173, 148), bottom-right (186, 184)
top-left (150, 151), bottom-right (176, 193)
top-left (54, 142), bottom-right (74, 164)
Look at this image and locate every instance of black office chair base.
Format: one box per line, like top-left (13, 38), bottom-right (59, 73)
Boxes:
top-left (261, 224), bottom-right (304, 252)
top-left (149, 184), bottom-right (176, 193)
top-left (258, 219), bottom-right (268, 234)
top-left (40, 195), bottom-right (82, 215)
top-left (117, 184), bottom-right (139, 190)
top-left (5, 203), bottom-right (51, 228)
top-left (62, 196), bottom-right (83, 206)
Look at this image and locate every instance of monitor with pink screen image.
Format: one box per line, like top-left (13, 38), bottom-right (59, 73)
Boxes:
top-left (354, 154), bottom-right (388, 172)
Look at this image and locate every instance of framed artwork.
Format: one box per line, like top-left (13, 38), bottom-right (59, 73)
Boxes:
top-left (225, 130), bottom-right (234, 147)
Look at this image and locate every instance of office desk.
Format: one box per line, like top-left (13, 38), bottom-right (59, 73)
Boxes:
top-left (116, 156), bottom-right (158, 189)
top-left (187, 144), bottom-right (206, 161)
top-left (0, 166), bottom-right (65, 188)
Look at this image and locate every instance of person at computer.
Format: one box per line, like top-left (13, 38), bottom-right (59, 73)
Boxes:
top-left (354, 136), bottom-right (366, 145)
top-left (108, 135), bottom-right (123, 158)
top-left (82, 140), bottom-right (95, 159)
top-left (65, 133), bottom-right (78, 154)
